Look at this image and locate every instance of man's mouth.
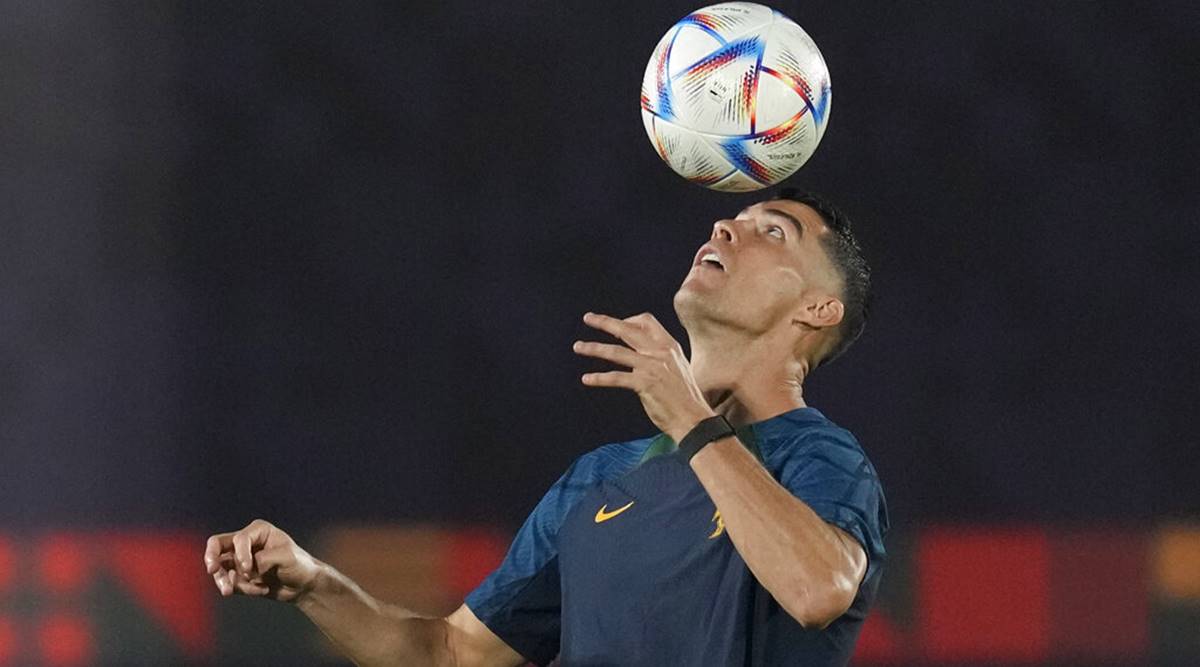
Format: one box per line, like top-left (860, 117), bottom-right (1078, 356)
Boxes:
top-left (700, 252), bottom-right (725, 270)
top-left (694, 245), bottom-right (727, 272)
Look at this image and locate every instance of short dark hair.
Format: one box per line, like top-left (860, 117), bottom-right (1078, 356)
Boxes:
top-left (773, 188), bottom-right (872, 368)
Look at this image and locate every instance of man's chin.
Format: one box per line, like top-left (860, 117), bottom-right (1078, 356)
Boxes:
top-left (674, 281), bottom-right (715, 315)
top-left (679, 268), bottom-right (722, 292)
top-left (675, 287), bottom-right (738, 337)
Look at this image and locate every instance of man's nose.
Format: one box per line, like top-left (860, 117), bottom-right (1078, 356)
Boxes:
top-left (712, 219), bottom-right (737, 243)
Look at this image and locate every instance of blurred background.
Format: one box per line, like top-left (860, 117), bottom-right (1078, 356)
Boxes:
top-left (2, 0), bottom-right (1198, 664)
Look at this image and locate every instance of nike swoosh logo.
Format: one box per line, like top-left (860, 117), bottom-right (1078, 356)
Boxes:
top-left (594, 501), bottom-right (635, 523)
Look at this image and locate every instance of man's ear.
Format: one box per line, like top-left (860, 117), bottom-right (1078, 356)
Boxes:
top-left (794, 296), bottom-right (844, 331)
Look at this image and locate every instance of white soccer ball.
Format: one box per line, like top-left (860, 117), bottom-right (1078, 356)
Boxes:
top-left (640, 2), bottom-right (832, 191)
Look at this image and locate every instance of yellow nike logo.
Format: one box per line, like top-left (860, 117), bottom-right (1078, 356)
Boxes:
top-left (594, 501), bottom-right (635, 523)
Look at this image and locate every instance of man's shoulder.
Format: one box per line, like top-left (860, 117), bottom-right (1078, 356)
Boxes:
top-left (755, 408), bottom-right (862, 450)
top-left (563, 435), bottom-right (657, 485)
top-left (753, 408), bottom-right (876, 477)
top-left (754, 408), bottom-right (889, 559)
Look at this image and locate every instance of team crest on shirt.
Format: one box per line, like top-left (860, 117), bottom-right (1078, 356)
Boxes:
top-left (708, 509), bottom-right (725, 539)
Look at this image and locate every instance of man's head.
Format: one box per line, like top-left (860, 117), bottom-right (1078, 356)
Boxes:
top-left (673, 189), bottom-right (871, 370)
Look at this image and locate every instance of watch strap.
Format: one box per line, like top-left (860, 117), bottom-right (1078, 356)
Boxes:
top-left (677, 415), bottom-right (736, 461)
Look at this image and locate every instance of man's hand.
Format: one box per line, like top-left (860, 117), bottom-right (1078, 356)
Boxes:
top-left (203, 519), bottom-right (321, 603)
top-left (574, 311), bottom-right (715, 441)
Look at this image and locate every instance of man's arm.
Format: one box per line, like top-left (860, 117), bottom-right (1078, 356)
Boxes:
top-left (204, 519), bottom-right (525, 667)
top-left (295, 563), bottom-right (525, 667)
top-left (573, 311), bottom-right (869, 628)
top-left (688, 436), bottom-right (866, 628)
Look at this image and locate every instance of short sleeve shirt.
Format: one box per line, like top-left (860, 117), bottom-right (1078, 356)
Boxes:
top-left (466, 407), bottom-right (888, 666)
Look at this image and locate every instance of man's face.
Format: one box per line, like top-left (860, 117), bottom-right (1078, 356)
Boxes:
top-left (674, 199), bottom-right (841, 336)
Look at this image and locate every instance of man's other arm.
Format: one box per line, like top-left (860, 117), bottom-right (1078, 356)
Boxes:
top-left (204, 519), bottom-right (525, 667)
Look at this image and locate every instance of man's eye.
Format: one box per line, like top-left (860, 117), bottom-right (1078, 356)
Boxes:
top-left (767, 225), bottom-right (785, 239)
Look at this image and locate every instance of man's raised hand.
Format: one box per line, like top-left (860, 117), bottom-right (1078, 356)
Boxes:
top-left (203, 519), bottom-right (321, 603)
top-left (574, 311), bottom-right (715, 442)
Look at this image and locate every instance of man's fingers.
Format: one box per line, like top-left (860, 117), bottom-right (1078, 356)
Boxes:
top-left (234, 576), bottom-right (270, 597)
top-left (217, 569), bottom-right (238, 596)
top-left (232, 532), bottom-right (254, 576)
top-left (207, 519), bottom-right (272, 574)
top-left (212, 570), bottom-right (231, 596)
top-left (231, 520), bottom-right (273, 576)
top-left (204, 533), bottom-right (234, 574)
top-left (627, 311), bottom-right (665, 331)
top-left (216, 568), bottom-right (269, 597)
top-left (581, 370), bottom-right (639, 389)
top-left (253, 546), bottom-right (292, 574)
top-left (583, 312), bottom-right (676, 351)
top-left (211, 559), bottom-right (272, 597)
top-left (582, 312), bottom-right (646, 347)
top-left (573, 340), bottom-right (642, 368)
top-left (206, 521), bottom-right (287, 598)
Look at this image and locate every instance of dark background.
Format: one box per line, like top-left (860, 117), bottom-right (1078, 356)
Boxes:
top-left (3, 1), bottom-right (1198, 542)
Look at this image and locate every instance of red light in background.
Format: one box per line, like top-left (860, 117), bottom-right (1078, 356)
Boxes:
top-left (37, 614), bottom-right (92, 667)
top-left (101, 532), bottom-right (215, 658)
top-left (854, 610), bottom-right (904, 663)
top-left (37, 534), bottom-right (92, 596)
top-left (443, 529), bottom-right (506, 600)
top-left (0, 616), bottom-right (17, 666)
top-left (1049, 530), bottom-right (1148, 660)
top-left (917, 527), bottom-right (1050, 663)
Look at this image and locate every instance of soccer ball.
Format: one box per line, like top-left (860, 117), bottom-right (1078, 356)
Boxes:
top-left (640, 2), bottom-right (832, 192)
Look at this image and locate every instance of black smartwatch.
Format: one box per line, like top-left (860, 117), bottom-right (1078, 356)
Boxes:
top-left (677, 415), bottom-right (736, 461)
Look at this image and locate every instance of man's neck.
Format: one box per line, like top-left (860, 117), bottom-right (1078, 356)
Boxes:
top-left (687, 329), bottom-right (809, 428)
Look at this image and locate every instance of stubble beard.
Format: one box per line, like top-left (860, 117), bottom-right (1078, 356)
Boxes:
top-left (674, 281), bottom-right (734, 341)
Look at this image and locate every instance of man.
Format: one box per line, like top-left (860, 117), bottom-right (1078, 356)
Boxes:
top-left (204, 190), bottom-right (888, 666)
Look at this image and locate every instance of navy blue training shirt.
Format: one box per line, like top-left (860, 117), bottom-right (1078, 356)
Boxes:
top-left (466, 407), bottom-right (888, 666)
